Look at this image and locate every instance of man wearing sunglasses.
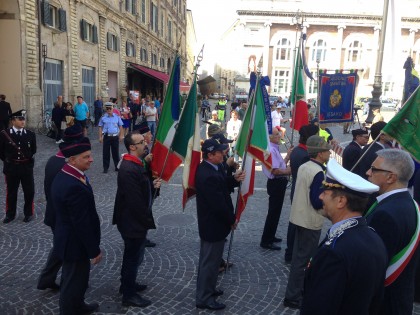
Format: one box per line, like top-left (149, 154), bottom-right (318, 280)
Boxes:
top-left (0, 110), bottom-right (37, 223)
top-left (113, 132), bottom-right (161, 308)
top-left (366, 149), bottom-right (420, 315)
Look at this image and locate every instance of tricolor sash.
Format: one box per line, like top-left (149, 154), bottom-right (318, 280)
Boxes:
top-left (365, 200), bottom-right (420, 286)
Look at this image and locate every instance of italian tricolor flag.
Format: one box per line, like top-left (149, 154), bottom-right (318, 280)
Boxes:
top-left (171, 74), bottom-right (201, 208)
top-left (150, 56), bottom-right (182, 181)
top-left (235, 77), bottom-right (272, 221)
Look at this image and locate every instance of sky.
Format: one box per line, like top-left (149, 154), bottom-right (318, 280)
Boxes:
top-left (186, 0), bottom-right (240, 74)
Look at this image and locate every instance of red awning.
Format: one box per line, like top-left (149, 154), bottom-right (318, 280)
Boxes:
top-left (129, 63), bottom-right (190, 90)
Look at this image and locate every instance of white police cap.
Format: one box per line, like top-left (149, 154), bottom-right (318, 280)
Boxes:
top-left (323, 158), bottom-right (379, 197)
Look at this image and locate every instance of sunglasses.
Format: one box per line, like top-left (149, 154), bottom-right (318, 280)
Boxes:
top-left (106, 107), bottom-right (113, 110)
top-left (132, 140), bottom-right (145, 145)
top-left (370, 165), bottom-right (393, 173)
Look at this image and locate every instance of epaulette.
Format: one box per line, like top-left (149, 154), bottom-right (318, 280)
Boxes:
top-left (324, 218), bottom-right (359, 248)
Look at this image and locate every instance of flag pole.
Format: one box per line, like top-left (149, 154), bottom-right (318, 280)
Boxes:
top-left (350, 132), bottom-right (381, 172)
top-left (290, 12), bottom-right (305, 145)
top-left (225, 72), bottom-right (260, 271)
top-left (154, 45), bottom-right (204, 184)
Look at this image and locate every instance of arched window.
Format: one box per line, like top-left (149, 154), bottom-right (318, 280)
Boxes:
top-left (347, 40), bottom-right (363, 63)
top-left (311, 39), bottom-right (327, 62)
top-left (275, 38), bottom-right (292, 61)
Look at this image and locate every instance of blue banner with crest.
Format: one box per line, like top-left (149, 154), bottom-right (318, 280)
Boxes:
top-left (319, 73), bottom-right (356, 123)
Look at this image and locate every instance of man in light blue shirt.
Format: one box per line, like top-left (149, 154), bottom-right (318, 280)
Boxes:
top-left (74, 96), bottom-right (90, 136)
top-left (98, 102), bottom-right (124, 173)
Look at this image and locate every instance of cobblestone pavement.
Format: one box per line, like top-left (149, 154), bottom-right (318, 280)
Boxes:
top-left (0, 104), bottom-right (419, 314)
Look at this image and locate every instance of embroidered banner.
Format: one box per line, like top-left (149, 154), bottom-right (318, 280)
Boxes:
top-left (319, 73), bottom-right (357, 123)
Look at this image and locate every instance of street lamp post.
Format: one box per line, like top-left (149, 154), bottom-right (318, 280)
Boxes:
top-left (366, 0), bottom-right (390, 123)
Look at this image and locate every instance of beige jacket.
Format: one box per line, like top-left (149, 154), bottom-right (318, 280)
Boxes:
top-left (289, 160), bottom-right (325, 230)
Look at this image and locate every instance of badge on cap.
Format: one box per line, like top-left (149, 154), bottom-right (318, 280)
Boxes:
top-left (10, 110), bottom-right (26, 119)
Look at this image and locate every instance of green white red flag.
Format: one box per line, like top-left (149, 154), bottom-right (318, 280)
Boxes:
top-left (171, 74), bottom-right (201, 208)
top-left (235, 78), bottom-right (272, 221)
top-left (150, 56), bottom-right (182, 181)
top-left (382, 85), bottom-right (420, 162)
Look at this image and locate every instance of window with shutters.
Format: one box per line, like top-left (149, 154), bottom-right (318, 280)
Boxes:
top-left (167, 20), bottom-right (172, 44)
top-left (160, 57), bottom-right (165, 68)
top-left (107, 32), bottom-right (119, 52)
top-left (126, 0), bottom-right (136, 15)
top-left (160, 10), bottom-right (164, 37)
top-left (41, 0), bottom-right (67, 32)
top-left (152, 53), bottom-right (157, 66)
top-left (141, 0), bottom-right (146, 23)
top-left (150, 3), bottom-right (158, 33)
top-left (126, 42), bottom-right (136, 57)
top-left (140, 48), bottom-right (148, 62)
top-left (80, 19), bottom-right (98, 44)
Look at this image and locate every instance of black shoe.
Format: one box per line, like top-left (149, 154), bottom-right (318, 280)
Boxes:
top-left (272, 237), bottom-right (283, 243)
top-left (145, 239), bottom-right (156, 248)
top-left (196, 301), bottom-right (226, 310)
top-left (122, 294), bottom-right (151, 308)
top-left (260, 242), bottom-right (281, 250)
top-left (37, 282), bottom-right (60, 291)
top-left (3, 216), bottom-right (14, 224)
top-left (23, 215), bottom-right (33, 223)
top-left (79, 302), bottom-right (99, 313)
top-left (212, 289), bottom-right (224, 297)
top-left (103, 169), bottom-right (108, 173)
top-left (283, 298), bottom-right (300, 309)
top-left (119, 283), bottom-right (147, 294)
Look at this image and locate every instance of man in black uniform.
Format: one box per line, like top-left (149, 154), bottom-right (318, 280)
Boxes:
top-left (0, 110), bottom-right (37, 223)
top-left (0, 94), bottom-right (12, 130)
top-left (52, 136), bottom-right (102, 314)
top-left (301, 159), bottom-right (387, 315)
top-left (195, 139), bottom-right (245, 311)
top-left (342, 128), bottom-right (369, 171)
top-left (37, 124), bottom-right (84, 291)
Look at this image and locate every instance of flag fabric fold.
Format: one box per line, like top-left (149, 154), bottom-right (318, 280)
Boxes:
top-left (175, 75), bottom-right (201, 208)
top-left (290, 37), bottom-right (309, 131)
top-left (150, 56), bottom-right (182, 181)
top-left (235, 76), bottom-right (272, 221)
top-left (382, 85), bottom-right (420, 162)
top-left (168, 73), bottom-right (200, 208)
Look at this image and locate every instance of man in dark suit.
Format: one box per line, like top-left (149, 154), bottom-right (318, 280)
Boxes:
top-left (342, 128), bottom-right (369, 171)
top-left (195, 138), bottom-right (245, 311)
top-left (301, 158), bottom-right (387, 315)
top-left (52, 137), bottom-right (102, 314)
top-left (0, 94), bottom-right (12, 130)
top-left (113, 131), bottom-right (161, 308)
top-left (37, 125), bottom-right (84, 291)
top-left (0, 110), bottom-right (37, 223)
top-left (356, 121), bottom-right (392, 179)
top-left (366, 149), bottom-right (420, 315)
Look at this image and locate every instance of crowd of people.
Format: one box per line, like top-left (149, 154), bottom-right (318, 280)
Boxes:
top-left (0, 92), bottom-right (419, 314)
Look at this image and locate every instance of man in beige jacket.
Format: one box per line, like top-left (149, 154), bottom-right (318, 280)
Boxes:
top-left (284, 135), bottom-right (331, 309)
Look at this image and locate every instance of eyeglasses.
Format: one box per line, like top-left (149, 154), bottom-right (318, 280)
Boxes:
top-left (132, 140), bottom-right (145, 146)
top-left (370, 165), bottom-right (393, 173)
top-left (106, 108), bottom-right (113, 110)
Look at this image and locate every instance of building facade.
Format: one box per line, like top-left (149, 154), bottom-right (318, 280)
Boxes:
top-left (0, 0), bottom-right (190, 126)
top-left (217, 0), bottom-right (420, 102)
